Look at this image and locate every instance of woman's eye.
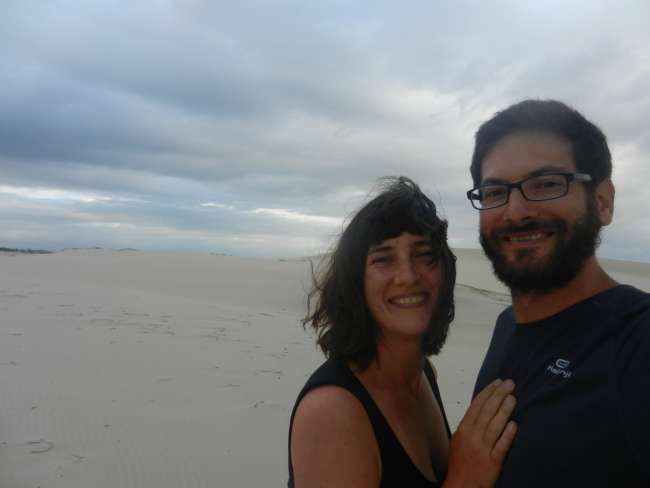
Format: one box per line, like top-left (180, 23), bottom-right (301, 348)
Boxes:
top-left (370, 255), bottom-right (392, 265)
top-left (415, 251), bottom-right (437, 265)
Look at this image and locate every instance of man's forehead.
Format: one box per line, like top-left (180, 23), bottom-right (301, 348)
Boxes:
top-left (481, 132), bottom-right (576, 182)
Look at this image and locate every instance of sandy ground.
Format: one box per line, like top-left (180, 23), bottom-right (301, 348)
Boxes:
top-left (1, 249), bottom-right (648, 487)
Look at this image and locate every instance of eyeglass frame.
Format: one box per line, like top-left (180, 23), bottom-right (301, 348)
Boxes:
top-left (466, 172), bottom-right (593, 210)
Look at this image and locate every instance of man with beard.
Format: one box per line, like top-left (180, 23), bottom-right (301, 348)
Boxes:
top-left (466, 99), bottom-right (650, 487)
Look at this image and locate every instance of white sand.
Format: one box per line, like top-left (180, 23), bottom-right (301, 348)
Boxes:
top-left (1, 249), bottom-right (647, 487)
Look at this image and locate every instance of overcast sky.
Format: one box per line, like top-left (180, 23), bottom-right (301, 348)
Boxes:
top-left (2, 1), bottom-right (649, 260)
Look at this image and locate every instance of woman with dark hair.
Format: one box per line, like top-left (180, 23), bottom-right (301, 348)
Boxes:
top-left (288, 177), bottom-right (516, 487)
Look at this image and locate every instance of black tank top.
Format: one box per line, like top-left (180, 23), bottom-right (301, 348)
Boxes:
top-left (287, 359), bottom-right (451, 487)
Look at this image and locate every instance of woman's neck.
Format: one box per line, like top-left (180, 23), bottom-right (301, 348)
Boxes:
top-left (359, 337), bottom-right (425, 396)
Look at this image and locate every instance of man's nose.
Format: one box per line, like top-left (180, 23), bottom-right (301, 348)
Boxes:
top-left (502, 187), bottom-right (539, 222)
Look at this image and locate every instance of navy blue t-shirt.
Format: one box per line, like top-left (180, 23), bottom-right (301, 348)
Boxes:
top-left (474, 285), bottom-right (650, 487)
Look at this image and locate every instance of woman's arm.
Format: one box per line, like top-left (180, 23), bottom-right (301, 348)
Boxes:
top-left (290, 385), bottom-right (381, 488)
top-left (444, 379), bottom-right (517, 488)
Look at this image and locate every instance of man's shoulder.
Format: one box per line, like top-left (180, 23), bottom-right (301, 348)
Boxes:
top-left (612, 284), bottom-right (650, 303)
top-left (495, 305), bottom-right (515, 327)
top-left (607, 286), bottom-right (650, 361)
top-left (579, 284), bottom-right (650, 322)
top-left (609, 285), bottom-right (650, 324)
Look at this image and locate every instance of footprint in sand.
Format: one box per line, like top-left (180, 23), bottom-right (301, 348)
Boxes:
top-left (201, 327), bottom-right (227, 341)
top-left (214, 315), bottom-right (250, 326)
top-left (254, 369), bottom-right (284, 378)
top-left (251, 400), bottom-right (286, 411)
top-left (90, 318), bottom-right (117, 326)
top-left (27, 439), bottom-right (54, 454)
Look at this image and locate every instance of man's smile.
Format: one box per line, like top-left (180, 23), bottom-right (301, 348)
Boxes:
top-left (503, 230), bottom-right (555, 246)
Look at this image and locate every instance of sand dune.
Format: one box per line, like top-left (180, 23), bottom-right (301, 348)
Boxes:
top-left (0, 249), bottom-right (647, 487)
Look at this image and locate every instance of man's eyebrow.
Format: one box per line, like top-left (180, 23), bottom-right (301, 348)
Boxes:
top-left (527, 165), bottom-right (571, 177)
top-left (481, 164), bottom-right (572, 186)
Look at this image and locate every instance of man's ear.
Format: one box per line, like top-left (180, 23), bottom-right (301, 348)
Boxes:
top-left (594, 178), bottom-right (615, 226)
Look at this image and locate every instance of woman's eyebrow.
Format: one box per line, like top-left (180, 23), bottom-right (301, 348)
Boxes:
top-left (411, 240), bottom-right (432, 249)
top-left (368, 244), bottom-right (392, 255)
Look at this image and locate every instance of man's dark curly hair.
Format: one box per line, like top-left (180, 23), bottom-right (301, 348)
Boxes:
top-left (470, 99), bottom-right (612, 189)
top-left (303, 176), bottom-right (456, 369)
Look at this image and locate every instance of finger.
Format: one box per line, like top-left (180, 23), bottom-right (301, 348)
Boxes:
top-left (483, 394), bottom-right (516, 447)
top-left (460, 379), bottom-right (503, 427)
top-left (475, 379), bottom-right (515, 430)
top-left (491, 421), bottom-right (517, 464)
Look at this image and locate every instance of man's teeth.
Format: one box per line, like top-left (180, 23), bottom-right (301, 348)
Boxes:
top-left (392, 295), bottom-right (425, 305)
top-left (509, 233), bottom-right (546, 242)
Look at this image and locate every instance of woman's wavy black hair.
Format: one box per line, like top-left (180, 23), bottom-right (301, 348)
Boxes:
top-left (303, 176), bottom-right (456, 369)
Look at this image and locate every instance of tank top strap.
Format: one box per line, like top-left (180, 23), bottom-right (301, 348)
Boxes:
top-left (287, 360), bottom-right (394, 465)
top-left (423, 359), bottom-right (451, 438)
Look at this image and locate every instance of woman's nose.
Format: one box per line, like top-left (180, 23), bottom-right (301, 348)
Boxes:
top-left (393, 260), bottom-right (418, 285)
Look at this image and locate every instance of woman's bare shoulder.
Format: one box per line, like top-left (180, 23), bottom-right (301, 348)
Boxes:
top-left (291, 386), bottom-right (380, 488)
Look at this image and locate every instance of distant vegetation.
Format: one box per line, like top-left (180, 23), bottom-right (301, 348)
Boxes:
top-left (0, 247), bottom-right (52, 254)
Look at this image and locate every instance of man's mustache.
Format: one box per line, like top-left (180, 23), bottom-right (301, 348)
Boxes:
top-left (490, 220), bottom-right (565, 239)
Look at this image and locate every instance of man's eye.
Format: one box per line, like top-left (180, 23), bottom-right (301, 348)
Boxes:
top-left (482, 187), bottom-right (506, 200)
top-left (540, 180), bottom-right (562, 188)
top-left (526, 178), bottom-right (566, 197)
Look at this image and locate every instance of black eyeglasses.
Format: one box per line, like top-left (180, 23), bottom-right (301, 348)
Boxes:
top-left (467, 172), bottom-right (592, 210)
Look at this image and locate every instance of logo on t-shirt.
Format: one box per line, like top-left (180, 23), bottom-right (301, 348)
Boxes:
top-left (546, 358), bottom-right (573, 379)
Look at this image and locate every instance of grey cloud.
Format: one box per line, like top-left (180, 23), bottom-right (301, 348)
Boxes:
top-left (1, 1), bottom-right (649, 260)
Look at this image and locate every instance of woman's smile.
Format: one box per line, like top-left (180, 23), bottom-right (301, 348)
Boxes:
top-left (388, 292), bottom-right (431, 308)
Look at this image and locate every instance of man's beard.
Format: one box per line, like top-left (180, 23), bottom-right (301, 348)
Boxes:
top-left (479, 198), bottom-right (602, 294)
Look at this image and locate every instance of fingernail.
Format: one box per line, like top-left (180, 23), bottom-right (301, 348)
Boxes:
top-left (493, 379), bottom-right (503, 386)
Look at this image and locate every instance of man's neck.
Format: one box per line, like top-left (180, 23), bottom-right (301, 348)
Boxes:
top-left (511, 256), bottom-right (618, 323)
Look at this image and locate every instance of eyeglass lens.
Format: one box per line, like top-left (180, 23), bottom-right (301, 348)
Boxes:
top-left (479, 174), bottom-right (568, 209)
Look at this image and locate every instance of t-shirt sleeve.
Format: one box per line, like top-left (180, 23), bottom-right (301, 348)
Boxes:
top-left (615, 306), bottom-right (650, 479)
